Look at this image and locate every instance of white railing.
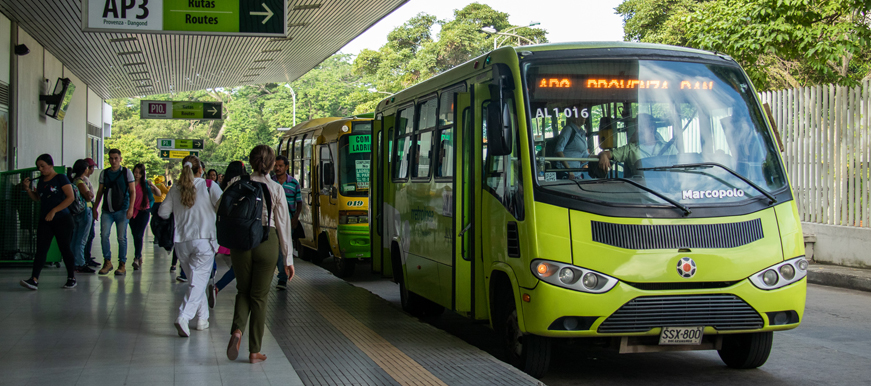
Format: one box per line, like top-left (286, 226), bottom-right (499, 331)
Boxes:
top-left (759, 81), bottom-right (870, 228)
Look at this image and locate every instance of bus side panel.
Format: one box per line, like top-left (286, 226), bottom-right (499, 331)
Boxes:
top-left (371, 118), bottom-right (384, 273)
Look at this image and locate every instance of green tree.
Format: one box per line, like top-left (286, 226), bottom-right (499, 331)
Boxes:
top-left (615, 0), bottom-right (703, 46)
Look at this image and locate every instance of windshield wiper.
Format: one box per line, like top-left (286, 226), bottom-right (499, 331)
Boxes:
top-left (577, 177), bottom-right (692, 216)
top-left (637, 162), bottom-right (777, 205)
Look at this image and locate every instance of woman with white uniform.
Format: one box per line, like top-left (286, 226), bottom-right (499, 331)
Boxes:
top-left (159, 154), bottom-right (223, 337)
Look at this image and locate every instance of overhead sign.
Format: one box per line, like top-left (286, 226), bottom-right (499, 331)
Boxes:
top-left (159, 150), bottom-right (200, 159)
top-left (157, 138), bottom-right (204, 150)
top-left (83, 0), bottom-right (286, 37)
top-left (141, 101), bottom-right (222, 120)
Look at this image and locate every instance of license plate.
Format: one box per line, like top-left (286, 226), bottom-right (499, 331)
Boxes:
top-left (659, 326), bottom-right (704, 345)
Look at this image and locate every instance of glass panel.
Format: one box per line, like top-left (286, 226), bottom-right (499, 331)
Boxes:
top-left (418, 98), bottom-right (438, 131)
top-left (413, 130), bottom-right (433, 178)
top-left (353, 121), bottom-right (372, 133)
top-left (339, 134), bottom-right (370, 196)
top-left (397, 107), bottom-right (414, 136)
top-left (393, 136), bottom-right (411, 179)
top-left (294, 160), bottom-right (304, 188)
top-left (294, 136), bottom-right (304, 159)
top-left (435, 128), bottom-right (453, 178)
top-left (525, 59), bottom-right (787, 206)
top-left (439, 91), bottom-right (455, 128)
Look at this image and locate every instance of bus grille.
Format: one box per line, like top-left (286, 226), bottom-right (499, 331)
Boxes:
top-left (591, 219), bottom-right (763, 250)
top-left (597, 294), bottom-right (764, 333)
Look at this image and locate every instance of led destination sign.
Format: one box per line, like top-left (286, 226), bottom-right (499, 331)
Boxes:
top-left (536, 77), bottom-right (716, 91)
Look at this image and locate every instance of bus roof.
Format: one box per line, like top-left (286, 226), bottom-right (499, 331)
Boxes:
top-left (280, 116), bottom-right (373, 139)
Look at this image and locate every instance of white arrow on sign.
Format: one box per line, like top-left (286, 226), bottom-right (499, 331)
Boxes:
top-left (250, 4), bottom-right (274, 24)
top-left (208, 106), bottom-right (218, 115)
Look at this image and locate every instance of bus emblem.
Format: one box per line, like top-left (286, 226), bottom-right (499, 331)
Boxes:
top-left (677, 257), bottom-right (696, 278)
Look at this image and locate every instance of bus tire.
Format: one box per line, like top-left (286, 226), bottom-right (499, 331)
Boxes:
top-left (718, 332), bottom-right (773, 369)
top-left (334, 257), bottom-right (356, 278)
top-left (499, 292), bottom-right (551, 378)
top-left (312, 234), bottom-right (331, 265)
top-left (301, 246), bottom-right (319, 262)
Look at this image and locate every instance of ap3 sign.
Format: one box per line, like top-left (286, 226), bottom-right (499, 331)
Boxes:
top-left (85, 0), bottom-right (164, 32)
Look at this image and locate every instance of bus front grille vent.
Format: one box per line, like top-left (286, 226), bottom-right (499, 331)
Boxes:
top-left (597, 294), bottom-right (764, 333)
top-left (622, 281), bottom-right (739, 291)
top-left (506, 222), bottom-right (520, 258)
top-left (591, 219), bottom-right (763, 250)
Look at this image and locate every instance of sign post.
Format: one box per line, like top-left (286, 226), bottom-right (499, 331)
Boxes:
top-left (83, 0), bottom-right (286, 37)
top-left (142, 101), bottom-right (222, 120)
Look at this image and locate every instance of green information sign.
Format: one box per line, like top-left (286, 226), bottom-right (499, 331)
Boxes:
top-left (349, 135), bottom-right (371, 153)
top-left (83, 0), bottom-right (286, 37)
top-left (142, 101), bottom-right (222, 120)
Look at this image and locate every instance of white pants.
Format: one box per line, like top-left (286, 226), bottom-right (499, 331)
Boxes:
top-left (175, 239), bottom-right (215, 322)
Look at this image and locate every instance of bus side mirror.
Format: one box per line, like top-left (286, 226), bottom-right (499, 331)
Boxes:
top-left (487, 63), bottom-right (514, 156)
top-left (322, 163), bottom-right (335, 186)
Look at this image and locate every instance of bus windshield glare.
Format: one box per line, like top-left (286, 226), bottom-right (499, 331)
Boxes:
top-left (525, 59), bottom-right (787, 206)
top-left (339, 132), bottom-right (371, 197)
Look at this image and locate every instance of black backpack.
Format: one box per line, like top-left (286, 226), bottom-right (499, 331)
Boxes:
top-left (216, 176), bottom-right (273, 251)
top-left (103, 167), bottom-right (129, 213)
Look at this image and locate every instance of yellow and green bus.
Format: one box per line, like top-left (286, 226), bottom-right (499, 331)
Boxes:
top-left (277, 115), bottom-right (372, 277)
top-left (370, 42), bottom-right (806, 377)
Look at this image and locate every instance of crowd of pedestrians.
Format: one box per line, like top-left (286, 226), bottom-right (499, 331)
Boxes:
top-left (18, 146), bottom-right (301, 364)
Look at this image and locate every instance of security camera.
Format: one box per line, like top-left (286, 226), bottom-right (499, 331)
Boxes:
top-left (14, 44), bottom-right (29, 56)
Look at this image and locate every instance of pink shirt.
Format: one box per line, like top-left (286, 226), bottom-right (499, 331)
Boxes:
top-left (132, 184), bottom-right (149, 218)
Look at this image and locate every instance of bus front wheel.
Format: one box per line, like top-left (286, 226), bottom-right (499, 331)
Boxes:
top-left (718, 332), bottom-right (773, 369)
top-left (499, 295), bottom-right (551, 378)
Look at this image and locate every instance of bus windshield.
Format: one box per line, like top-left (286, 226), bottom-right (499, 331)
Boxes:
top-left (338, 132), bottom-right (370, 197)
top-left (524, 59), bottom-right (787, 207)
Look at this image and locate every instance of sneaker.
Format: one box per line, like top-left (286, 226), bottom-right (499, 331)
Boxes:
top-left (207, 283), bottom-right (216, 308)
top-left (176, 275), bottom-right (187, 283)
top-left (98, 260), bottom-right (113, 275)
top-left (63, 278), bottom-right (77, 289)
top-left (132, 259), bottom-right (140, 271)
top-left (276, 281), bottom-right (287, 290)
top-left (76, 265), bottom-right (96, 273)
top-left (174, 317), bottom-right (190, 337)
top-left (170, 265), bottom-right (176, 272)
top-left (114, 262), bottom-right (126, 276)
top-left (196, 319), bottom-right (209, 331)
top-left (20, 278), bottom-right (38, 290)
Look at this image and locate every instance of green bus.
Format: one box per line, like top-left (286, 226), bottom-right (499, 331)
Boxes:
top-left (370, 42), bottom-right (806, 378)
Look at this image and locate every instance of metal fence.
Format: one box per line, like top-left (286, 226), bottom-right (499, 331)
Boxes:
top-left (759, 80), bottom-right (870, 228)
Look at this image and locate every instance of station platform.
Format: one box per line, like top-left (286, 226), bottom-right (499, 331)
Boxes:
top-left (0, 230), bottom-right (540, 386)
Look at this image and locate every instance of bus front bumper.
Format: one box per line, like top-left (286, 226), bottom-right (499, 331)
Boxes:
top-left (519, 277), bottom-right (806, 338)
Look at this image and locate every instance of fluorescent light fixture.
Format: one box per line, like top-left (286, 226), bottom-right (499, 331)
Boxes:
top-left (243, 74), bottom-right (260, 77)
top-left (128, 71), bottom-right (149, 75)
top-left (123, 62), bottom-right (147, 67)
top-left (136, 85), bottom-right (153, 88)
top-left (292, 4), bottom-right (321, 10)
top-left (109, 37), bottom-right (138, 43)
top-left (130, 78), bottom-right (151, 82)
top-left (268, 37), bottom-right (294, 42)
top-left (117, 51), bottom-right (142, 56)
top-left (248, 67), bottom-right (267, 70)
top-left (253, 58), bottom-right (274, 63)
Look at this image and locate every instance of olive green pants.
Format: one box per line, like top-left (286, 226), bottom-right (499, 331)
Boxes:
top-left (230, 228), bottom-right (279, 354)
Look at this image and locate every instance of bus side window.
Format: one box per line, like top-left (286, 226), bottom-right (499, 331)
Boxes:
top-left (303, 135), bottom-right (313, 189)
top-left (393, 107), bottom-right (414, 180)
top-left (413, 98), bottom-right (437, 180)
top-left (293, 135), bottom-right (304, 188)
top-left (436, 89), bottom-right (457, 178)
top-left (483, 99), bottom-right (524, 220)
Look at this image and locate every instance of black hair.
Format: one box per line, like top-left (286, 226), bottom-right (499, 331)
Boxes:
top-left (36, 153), bottom-right (54, 166)
top-left (221, 161), bottom-right (248, 191)
top-left (133, 163), bottom-right (148, 191)
top-left (108, 148), bottom-right (122, 156)
top-left (207, 169), bottom-right (218, 180)
top-left (275, 155), bottom-right (289, 166)
top-left (68, 159), bottom-right (89, 181)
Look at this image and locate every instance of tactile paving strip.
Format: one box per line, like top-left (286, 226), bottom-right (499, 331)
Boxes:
top-left (263, 261), bottom-right (541, 386)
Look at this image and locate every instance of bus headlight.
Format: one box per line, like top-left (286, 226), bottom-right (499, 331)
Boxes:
top-left (531, 259), bottom-right (619, 294)
top-left (749, 256), bottom-right (808, 290)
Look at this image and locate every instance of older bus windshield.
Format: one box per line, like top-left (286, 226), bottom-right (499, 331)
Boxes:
top-left (525, 59), bottom-right (787, 207)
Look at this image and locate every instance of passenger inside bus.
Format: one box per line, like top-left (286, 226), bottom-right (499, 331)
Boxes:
top-left (554, 113), bottom-right (588, 180)
top-left (597, 113), bottom-right (677, 174)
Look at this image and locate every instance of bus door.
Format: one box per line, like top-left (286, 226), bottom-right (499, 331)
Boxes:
top-left (453, 91), bottom-right (475, 316)
top-left (371, 116), bottom-right (383, 273)
top-left (299, 133), bottom-right (316, 249)
top-left (475, 72), bottom-right (523, 319)
top-left (317, 142), bottom-right (338, 254)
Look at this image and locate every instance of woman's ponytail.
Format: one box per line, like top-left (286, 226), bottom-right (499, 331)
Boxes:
top-left (178, 155), bottom-right (201, 207)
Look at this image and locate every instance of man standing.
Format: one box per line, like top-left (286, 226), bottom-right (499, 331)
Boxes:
top-left (272, 155), bottom-right (301, 290)
top-left (93, 149), bottom-right (136, 275)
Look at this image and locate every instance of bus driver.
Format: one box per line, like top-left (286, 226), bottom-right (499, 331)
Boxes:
top-left (597, 113), bottom-right (676, 174)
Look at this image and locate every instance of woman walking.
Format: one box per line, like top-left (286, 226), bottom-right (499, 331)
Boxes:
top-left (68, 159), bottom-right (95, 273)
top-left (225, 146), bottom-right (294, 363)
top-left (159, 155), bottom-right (222, 337)
top-left (19, 154), bottom-right (78, 290)
top-left (129, 164), bottom-right (159, 270)
top-left (208, 161), bottom-right (248, 307)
